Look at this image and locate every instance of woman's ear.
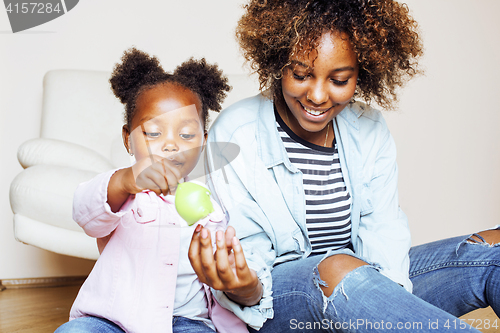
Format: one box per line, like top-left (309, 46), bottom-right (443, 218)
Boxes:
top-left (122, 125), bottom-right (132, 155)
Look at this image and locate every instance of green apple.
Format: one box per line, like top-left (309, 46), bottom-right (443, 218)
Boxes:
top-left (175, 181), bottom-right (214, 226)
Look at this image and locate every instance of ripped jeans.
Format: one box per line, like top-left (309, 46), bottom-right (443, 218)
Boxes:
top-left (250, 232), bottom-right (500, 333)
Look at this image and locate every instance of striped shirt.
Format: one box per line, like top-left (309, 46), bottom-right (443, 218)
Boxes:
top-left (275, 109), bottom-right (352, 255)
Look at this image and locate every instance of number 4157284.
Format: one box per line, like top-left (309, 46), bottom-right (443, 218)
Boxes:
top-left (444, 318), bottom-right (498, 330)
top-left (5, 2), bottom-right (62, 14)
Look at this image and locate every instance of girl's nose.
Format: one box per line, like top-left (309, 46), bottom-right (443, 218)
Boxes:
top-left (307, 81), bottom-right (328, 105)
top-left (162, 140), bottom-right (178, 152)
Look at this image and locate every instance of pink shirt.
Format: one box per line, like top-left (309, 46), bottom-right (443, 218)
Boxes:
top-left (70, 169), bottom-right (247, 333)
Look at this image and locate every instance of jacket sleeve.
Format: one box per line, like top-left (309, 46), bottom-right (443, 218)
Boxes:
top-left (205, 130), bottom-right (275, 330)
top-left (356, 115), bottom-right (412, 292)
top-left (72, 168), bottom-right (128, 238)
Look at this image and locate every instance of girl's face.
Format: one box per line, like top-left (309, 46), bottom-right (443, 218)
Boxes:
top-left (123, 83), bottom-right (206, 179)
top-left (279, 31), bottom-right (359, 143)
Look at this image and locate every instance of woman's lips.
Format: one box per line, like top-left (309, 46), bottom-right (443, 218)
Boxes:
top-left (299, 102), bottom-right (333, 117)
top-left (303, 105), bottom-right (328, 116)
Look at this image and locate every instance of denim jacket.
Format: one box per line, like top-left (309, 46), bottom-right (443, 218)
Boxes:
top-left (205, 94), bottom-right (412, 330)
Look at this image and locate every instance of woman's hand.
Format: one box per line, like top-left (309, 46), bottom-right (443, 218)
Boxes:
top-left (188, 226), bottom-right (263, 306)
top-left (107, 155), bottom-right (182, 212)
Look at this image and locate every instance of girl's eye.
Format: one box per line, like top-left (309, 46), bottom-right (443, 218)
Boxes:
top-left (332, 78), bottom-right (349, 86)
top-left (143, 132), bottom-right (160, 138)
top-left (180, 134), bottom-right (195, 140)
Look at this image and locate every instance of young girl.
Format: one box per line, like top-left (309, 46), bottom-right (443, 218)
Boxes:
top-left (55, 48), bottom-right (247, 333)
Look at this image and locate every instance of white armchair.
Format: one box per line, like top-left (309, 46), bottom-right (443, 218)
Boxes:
top-left (9, 69), bottom-right (259, 260)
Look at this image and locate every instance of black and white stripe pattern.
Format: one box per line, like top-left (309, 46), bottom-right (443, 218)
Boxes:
top-left (275, 110), bottom-right (352, 255)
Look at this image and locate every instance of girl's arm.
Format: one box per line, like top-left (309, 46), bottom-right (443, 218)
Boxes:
top-left (74, 156), bottom-right (183, 239)
top-left (107, 156), bottom-right (183, 213)
top-left (73, 169), bottom-right (127, 238)
top-left (107, 167), bottom-right (136, 213)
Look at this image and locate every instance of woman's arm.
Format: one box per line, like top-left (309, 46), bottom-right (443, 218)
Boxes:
top-left (187, 96), bottom-right (282, 330)
top-left (189, 226), bottom-right (263, 306)
top-left (355, 111), bottom-right (412, 290)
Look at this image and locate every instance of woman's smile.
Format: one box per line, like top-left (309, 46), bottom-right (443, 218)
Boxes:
top-left (300, 102), bottom-right (333, 116)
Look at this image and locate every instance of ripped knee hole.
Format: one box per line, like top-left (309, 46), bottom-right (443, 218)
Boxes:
top-left (466, 230), bottom-right (500, 245)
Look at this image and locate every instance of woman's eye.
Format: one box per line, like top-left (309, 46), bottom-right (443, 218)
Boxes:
top-left (332, 78), bottom-right (349, 86)
top-left (293, 73), bottom-right (307, 81)
top-left (143, 132), bottom-right (160, 138)
top-left (180, 134), bottom-right (195, 140)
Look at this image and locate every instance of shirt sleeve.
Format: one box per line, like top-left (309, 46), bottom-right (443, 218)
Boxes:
top-left (72, 168), bottom-right (128, 238)
top-left (205, 137), bottom-right (275, 330)
top-left (356, 121), bottom-right (412, 292)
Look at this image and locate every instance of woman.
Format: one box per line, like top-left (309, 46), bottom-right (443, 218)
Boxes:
top-left (189, 0), bottom-right (500, 332)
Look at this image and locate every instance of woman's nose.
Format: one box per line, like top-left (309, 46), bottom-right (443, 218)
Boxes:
top-left (306, 81), bottom-right (328, 105)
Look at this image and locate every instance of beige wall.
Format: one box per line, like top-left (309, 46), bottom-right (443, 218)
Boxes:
top-left (1, 0), bottom-right (499, 279)
top-left (386, 0), bottom-right (500, 244)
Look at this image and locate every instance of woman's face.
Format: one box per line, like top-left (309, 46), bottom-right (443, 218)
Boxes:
top-left (280, 31), bottom-right (359, 141)
top-left (123, 83), bottom-right (206, 179)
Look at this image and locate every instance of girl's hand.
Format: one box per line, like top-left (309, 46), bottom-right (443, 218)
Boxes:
top-left (130, 155), bottom-right (182, 196)
top-left (107, 155), bottom-right (182, 212)
top-left (188, 226), bottom-right (263, 306)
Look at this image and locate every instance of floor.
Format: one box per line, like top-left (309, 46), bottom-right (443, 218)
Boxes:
top-left (0, 285), bottom-right (79, 333)
top-left (0, 284), bottom-right (498, 333)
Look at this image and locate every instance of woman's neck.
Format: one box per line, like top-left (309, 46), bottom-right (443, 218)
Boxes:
top-left (275, 98), bottom-right (333, 148)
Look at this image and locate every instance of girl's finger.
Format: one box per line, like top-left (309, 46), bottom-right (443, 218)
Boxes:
top-left (161, 159), bottom-right (182, 195)
top-left (148, 161), bottom-right (175, 196)
top-left (136, 163), bottom-right (167, 194)
top-left (149, 169), bottom-right (169, 194)
top-left (135, 175), bottom-right (162, 195)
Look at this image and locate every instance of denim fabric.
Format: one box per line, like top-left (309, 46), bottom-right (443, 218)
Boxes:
top-left (55, 316), bottom-right (125, 333)
top-left (410, 233), bottom-right (500, 318)
top-left (55, 316), bottom-right (216, 333)
top-left (247, 232), bottom-right (500, 333)
top-left (172, 316), bottom-right (216, 332)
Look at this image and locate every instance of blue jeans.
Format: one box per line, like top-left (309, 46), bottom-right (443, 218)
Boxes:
top-left (249, 232), bottom-right (500, 333)
top-left (55, 316), bottom-right (215, 333)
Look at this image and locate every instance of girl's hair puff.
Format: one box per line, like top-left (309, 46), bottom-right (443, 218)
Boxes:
top-left (174, 58), bottom-right (231, 130)
top-left (110, 48), bottom-right (231, 131)
top-left (236, 0), bottom-right (423, 109)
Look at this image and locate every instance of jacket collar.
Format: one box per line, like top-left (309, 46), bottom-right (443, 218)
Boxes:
top-left (338, 101), bottom-right (366, 131)
top-left (255, 95), bottom-right (302, 173)
top-left (256, 95), bottom-right (364, 171)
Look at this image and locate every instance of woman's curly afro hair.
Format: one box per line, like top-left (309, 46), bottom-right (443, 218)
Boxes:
top-left (236, 0), bottom-right (423, 109)
top-left (110, 47), bottom-right (231, 131)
